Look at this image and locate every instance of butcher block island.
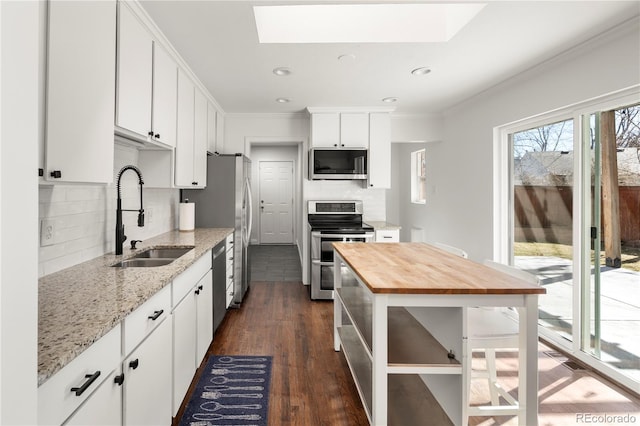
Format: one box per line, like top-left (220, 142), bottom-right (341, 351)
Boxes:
top-left (331, 242), bottom-right (545, 426)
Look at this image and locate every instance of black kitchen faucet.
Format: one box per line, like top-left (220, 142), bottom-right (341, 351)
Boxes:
top-left (115, 165), bottom-right (144, 255)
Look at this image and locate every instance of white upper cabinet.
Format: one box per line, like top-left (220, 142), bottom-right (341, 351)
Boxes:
top-left (368, 112), bottom-right (391, 188)
top-left (310, 113), bottom-right (340, 147)
top-left (193, 90), bottom-right (208, 187)
top-left (175, 71), bottom-right (207, 188)
top-left (175, 70), bottom-right (195, 187)
top-left (340, 113), bottom-right (369, 147)
top-left (45, 0), bottom-right (116, 183)
top-left (151, 43), bottom-right (177, 147)
top-left (207, 102), bottom-right (217, 154)
top-left (116, 3), bottom-right (176, 147)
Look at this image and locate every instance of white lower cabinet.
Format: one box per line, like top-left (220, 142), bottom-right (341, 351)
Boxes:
top-left (172, 285), bottom-right (197, 415)
top-left (122, 318), bottom-right (172, 426)
top-left (196, 270), bottom-right (214, 363)
top-left (64, 370), bottom-right (122, 426)
top-left (40, 251), bottom-right (217, 425)
top-left (171, 251), bottom-right (213, 415)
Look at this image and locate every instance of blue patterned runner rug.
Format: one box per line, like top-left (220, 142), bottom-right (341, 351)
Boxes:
top-left (179, 355), bottom-right (272, 426)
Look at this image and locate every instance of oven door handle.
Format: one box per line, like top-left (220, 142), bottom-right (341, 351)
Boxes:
top-left (314, 233), bottom-right (375, 240)
top-left (311, 260), bottom-right (335, 267)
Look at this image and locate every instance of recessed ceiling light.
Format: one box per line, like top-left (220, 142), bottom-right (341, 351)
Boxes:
top-left (276, 97), bottom-right (291, 103)
top-left (382, 97), bottom-right (398, 103)
top-left (273, 67), bottom-right (292, 76)
top-left (338, 54), bottom-right (356, 62)
top-left (411, 67), bottom-right (432, 76)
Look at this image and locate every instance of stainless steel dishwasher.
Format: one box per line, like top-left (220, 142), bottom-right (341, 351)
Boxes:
top-left (212, 241), bottom-right (227, 333)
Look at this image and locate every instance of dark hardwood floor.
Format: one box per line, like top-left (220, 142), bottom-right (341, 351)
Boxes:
top-left (175, 280), bottom-right (640, 426)
top-left (174, 281), bottom-right (369, 426)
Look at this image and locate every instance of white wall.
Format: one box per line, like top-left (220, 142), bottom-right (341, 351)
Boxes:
top-left (0, 1), bottom-right (39, 423)
top-left (425, 19), bottom-right (640, 261)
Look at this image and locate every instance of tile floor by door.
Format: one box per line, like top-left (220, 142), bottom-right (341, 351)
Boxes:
top-left (250, 244), bottom-right (302, 282)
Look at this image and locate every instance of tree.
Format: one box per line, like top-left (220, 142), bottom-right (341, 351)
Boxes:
top-left (513, 119), bottom-right (572, 158)
top-left (615, 105), bottom-right (640, 148)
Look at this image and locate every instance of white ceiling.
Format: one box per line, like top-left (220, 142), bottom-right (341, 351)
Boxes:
top-left (139, 1), bottom-right (640, 114)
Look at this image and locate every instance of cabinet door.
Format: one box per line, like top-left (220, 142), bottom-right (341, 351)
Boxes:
top-left (368, 112), bottom-right (391, 188)
top-left (340, 113), bottom-right (369, 147)
top-left (175, 70), bottom-right (195, 187)
top-left (207, 102), bottom-right (217, 154)
top-left (310, 113), bottom-right (340, 147)
top-left (172, 292), bottom-right (197, 415)
top-left (115, 3), bottom-right (152, 139)
top-left (216, 111), bottom-right (225, 153)
top-left (193, 89), bottom-right (208, 187)
top-left (64, 371), bottom-right (122, 426)
top-left (123, 318), bottom-right (172, 426)
top-left (151, 42), bottom-right (177, 147)
top-left (45, 0), bottom-right (116, 183)
top-left (196, 270), bottom-right (214, 365)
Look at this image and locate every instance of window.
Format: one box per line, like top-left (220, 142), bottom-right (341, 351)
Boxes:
top-left (411, 149), bottom-right (426, 204)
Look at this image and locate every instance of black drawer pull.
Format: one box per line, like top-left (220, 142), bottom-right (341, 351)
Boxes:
top-left (129, 359), bottom-right (139, 370)
top-left (114, 373), bottom-right (125, 386)
top-left (148, 310), bottom-right (163, 321)
top-left (195, 288), bottom-right (200, 295)
top-left (198, 285), bottom-right (203, 291)
top-left (70, 371), bottom-right (101, 396)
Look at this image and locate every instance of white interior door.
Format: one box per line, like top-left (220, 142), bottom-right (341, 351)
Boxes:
top-left (259, 161), bottom-right (293, 244)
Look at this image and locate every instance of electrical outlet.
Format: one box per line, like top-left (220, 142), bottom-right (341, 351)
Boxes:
top-left (41, 219), bottom-right (55, 247)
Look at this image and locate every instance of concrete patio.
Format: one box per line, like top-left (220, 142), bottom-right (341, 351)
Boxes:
top-left (516, 256), bottom-right (640, 383)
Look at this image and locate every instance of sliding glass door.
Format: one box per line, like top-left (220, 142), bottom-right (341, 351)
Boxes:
top-left (584, 106), bottom-right (640, 384)
top-left (511, 118), bottom-right (575, 343)
top-left (502, 94), bottom-right (640, 390)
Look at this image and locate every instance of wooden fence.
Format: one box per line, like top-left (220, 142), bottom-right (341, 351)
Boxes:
top-left (514, 185), bottom-right (640, 245)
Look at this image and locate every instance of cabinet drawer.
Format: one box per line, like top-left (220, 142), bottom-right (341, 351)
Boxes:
top-left (123, 284), bottom-right (170, 355)
top-left (225, 233), bottom-right (234, 248)
top-left (375, 229), bottom-right (399, 243)
top-left (38, 325), bottom-right (121, 426)
top-left (172, 250), bottom-right (211, 306)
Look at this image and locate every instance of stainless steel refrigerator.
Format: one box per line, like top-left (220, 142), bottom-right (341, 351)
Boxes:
top-left (182, 153), bottom-right (253, 306)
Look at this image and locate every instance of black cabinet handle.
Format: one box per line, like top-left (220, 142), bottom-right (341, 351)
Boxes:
top-left (129, 359), bottom-right (139, 370)
top-left (198, 285), bottom-right (203, 291)
top-left (333, 144), bottom-right (338, 147)
top-left (50, 170), bottom-right (62, 179)
top-left (114, 373), bottom-right (125, 386)
top-left (154, 133), bottom-right (160, 139)
top-left (192, 181), bottom-right (198, 186)
top-left (148, 131), bottom-right (154, 136)
top-left (70, 371), bottom-right (101, 396)
top-left (195, 288), bottom-right (200, 295)
top-left (148, 310), bottom-right (163, 321)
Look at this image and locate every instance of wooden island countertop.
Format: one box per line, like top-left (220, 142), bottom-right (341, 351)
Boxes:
top-left (332, 242), bottom-right (546, 295)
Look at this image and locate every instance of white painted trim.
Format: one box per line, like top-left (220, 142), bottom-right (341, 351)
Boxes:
top-left (306, 106), bottom-right (395, 114)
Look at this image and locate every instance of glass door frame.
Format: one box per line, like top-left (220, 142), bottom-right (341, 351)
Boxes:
top-left (494, 86), bottom-right (640, 392)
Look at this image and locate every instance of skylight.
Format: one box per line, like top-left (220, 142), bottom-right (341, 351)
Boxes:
top-left (253, 3), bottom-right (486, 43)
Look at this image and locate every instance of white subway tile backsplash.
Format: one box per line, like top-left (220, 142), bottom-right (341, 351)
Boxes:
top-left (39, 154), bottom-right (179, 278)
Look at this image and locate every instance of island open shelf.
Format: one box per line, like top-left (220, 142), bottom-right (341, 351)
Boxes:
top-left (337, 287), bottom-right (461, 373)
top-left (332, 242), bottom-right (545, 426)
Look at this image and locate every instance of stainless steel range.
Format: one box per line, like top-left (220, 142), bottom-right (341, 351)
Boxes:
top-left (308, 200), bottom-right (374, 300)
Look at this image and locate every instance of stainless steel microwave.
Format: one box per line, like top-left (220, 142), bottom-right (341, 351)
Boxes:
top-left (309, 147), bottom-right (368, 180)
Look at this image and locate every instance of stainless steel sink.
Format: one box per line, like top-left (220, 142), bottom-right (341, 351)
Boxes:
top-left (111, 246), bottom-right (194, 268)
top-left (131, 247), bottom-right (194, 259)
top-left (112, 258), bottom-right (175, 268)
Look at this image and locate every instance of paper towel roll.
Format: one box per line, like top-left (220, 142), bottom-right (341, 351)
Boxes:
top-left (179, 202), bottom-right (195, 231)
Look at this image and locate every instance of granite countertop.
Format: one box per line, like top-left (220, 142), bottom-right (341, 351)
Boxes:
top-left (366, 221), bottom-right (401, 231)
top-left (38, 227), bottom-right (233, 386)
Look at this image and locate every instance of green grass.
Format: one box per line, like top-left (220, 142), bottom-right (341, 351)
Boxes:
top-left (514, 242), bottom-right (640, 272)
